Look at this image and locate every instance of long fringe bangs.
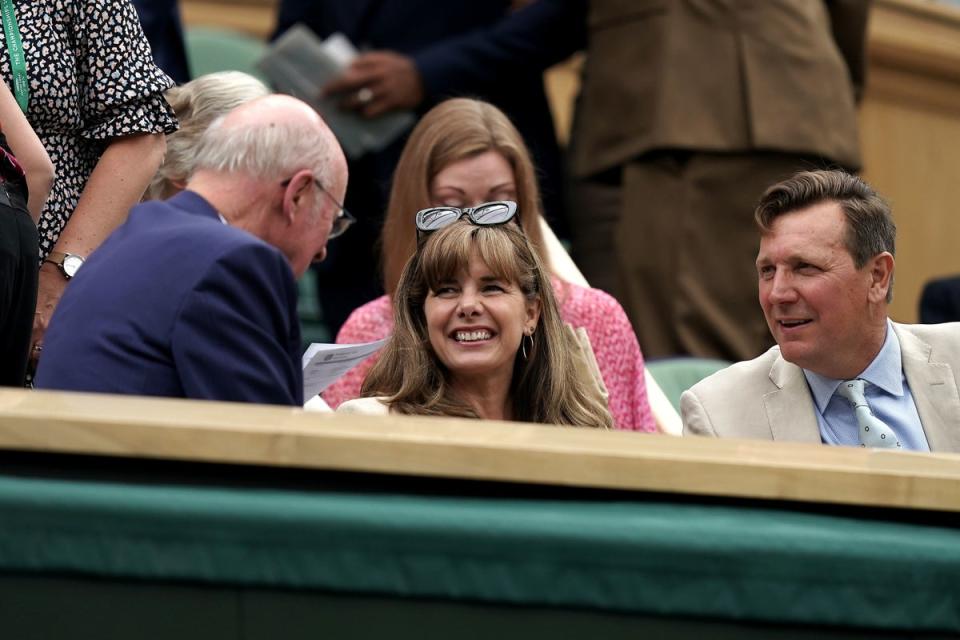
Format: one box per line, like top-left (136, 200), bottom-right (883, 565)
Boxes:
top-left (418, 222), bottom-right (538, 297)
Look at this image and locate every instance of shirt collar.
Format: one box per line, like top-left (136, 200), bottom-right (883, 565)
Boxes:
top-left (802, 319), bottom-right (904, 414)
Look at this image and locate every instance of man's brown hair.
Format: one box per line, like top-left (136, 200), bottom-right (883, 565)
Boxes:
top-left (755, 170), bottom-right (895, 301)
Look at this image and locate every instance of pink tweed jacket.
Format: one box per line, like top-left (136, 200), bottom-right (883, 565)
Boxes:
top-left (322, 278), bottom-right (655, 431)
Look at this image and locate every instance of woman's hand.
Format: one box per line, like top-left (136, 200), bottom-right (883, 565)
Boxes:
top-left (29, 132), bottom-right (166, 370)
top-left (30, 263), bottom-right (67, 368)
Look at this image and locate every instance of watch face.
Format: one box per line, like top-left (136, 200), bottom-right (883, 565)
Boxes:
top-left (63, 254), bottom-right (84, 278)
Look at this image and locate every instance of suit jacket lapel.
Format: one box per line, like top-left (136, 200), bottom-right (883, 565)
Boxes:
top-left (895, 324), bottom-right (960, 452)
top-left (764, 354), bottom-right (822, 443)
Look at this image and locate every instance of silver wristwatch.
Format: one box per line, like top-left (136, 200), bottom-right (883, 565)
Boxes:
top-left (44, 251), bottom-right (86, 280)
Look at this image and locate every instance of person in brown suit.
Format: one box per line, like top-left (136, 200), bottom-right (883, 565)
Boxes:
top-left (567, 0), bottom-right (868, 361)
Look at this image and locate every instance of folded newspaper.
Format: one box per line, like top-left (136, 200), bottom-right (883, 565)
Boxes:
top-left (258, 25), bottom-right (415, 159)
top-left (301, 338), bottom-right (387, 401)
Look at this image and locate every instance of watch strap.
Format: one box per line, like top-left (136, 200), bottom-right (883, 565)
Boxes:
top-left (43, 251), bottom-right (85, 279)
top-left (43, 250), bottom-right (69, 265)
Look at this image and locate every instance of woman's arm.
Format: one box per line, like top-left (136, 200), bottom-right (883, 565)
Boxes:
top-left (32, 132), bottom-right (166, 359)
top-left (51, 131), bottom-right (166, 256)
top-left (0, 82), bottom-right (54, 221)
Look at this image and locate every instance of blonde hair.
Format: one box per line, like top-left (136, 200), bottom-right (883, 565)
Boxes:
top-left (381, 98), bottom-right (546, 295)
top-left (147, 71), bottom-right (270, 200)
top-left (363, 219), bottom-right (612, 428)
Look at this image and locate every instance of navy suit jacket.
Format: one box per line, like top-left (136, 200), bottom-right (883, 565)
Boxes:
top-left (36, 192), bottom-right (303, 405)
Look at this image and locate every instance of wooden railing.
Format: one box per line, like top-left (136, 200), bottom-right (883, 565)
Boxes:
top-left (3, 388), bottom-right (959, 512)
top-left (181, 0), bottom-right (277, 38)
top-left (861, 0), bottom-right (960, 322)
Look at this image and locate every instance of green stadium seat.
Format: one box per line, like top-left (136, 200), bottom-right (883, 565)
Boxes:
top-left (298, 269), bottom-right (331, 349)
top-left (184, 26), bottom-right (268, 81)
top-left (646, 357), bottom-right (731, 412)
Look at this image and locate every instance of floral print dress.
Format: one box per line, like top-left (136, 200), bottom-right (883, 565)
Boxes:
top-left (0, 0), bottom-right (178, 258)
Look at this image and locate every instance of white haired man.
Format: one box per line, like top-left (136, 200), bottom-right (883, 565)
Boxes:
top-left (36, 95), bottom-right (351, 405)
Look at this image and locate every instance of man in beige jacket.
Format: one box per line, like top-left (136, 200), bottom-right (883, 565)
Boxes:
top-left (681, 170), bottom-right (960, 452)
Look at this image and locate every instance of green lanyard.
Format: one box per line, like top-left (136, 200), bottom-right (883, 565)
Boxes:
top-left (0, 0), bottom-right (28, 113)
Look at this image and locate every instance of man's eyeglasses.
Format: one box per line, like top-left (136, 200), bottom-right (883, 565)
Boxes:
top-left (281, 177), bottom-right (355, 239)
top-left (415, 201), bottom-right (519, 239)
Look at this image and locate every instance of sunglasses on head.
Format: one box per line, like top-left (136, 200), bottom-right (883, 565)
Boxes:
top-left (415, 201), bottom-right (519, 238)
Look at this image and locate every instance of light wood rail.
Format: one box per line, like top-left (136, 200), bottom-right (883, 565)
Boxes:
top-left (181, 0), bottom-right (276, 38)
top-left (2, 388), bottom-right (959, 512)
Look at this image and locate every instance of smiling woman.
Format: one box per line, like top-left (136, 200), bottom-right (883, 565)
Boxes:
top-left (325, 97), bottom-right (654, 431)
top-left (338, 217), bottom-right (613, 428)
top-left (424, 252), bottom-right (539, 403)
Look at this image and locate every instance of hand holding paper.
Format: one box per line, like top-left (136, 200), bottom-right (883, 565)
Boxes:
top-left (323, 51), bottom-right (425, 118)
top-left (257, 26), bottom-right (415, 159)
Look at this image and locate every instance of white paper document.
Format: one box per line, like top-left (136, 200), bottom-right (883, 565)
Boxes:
top-left (258, 25), bottom-right (415, 159)
top-left (301, 338), bottom-right (387, 401)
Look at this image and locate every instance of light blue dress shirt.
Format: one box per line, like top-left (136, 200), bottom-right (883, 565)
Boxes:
top-left (802, 320), bottom-right (931, 451)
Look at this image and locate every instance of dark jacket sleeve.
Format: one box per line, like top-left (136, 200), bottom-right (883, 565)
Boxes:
top-left (131, 0), bottom-right (190, 84)
top-left (825, 0), bottom-right (870, 101)
top-left (273, 0), bottom-right (320, 40)
top-left (413, 0), bottom-right (587, 100)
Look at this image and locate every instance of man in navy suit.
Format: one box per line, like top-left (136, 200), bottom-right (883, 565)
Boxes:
top-left (35, 95), bottom-right (350, 405)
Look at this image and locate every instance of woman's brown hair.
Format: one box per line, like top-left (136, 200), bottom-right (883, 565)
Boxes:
top-left (381, 98), bottom-right (546, 295)
top-left (363, 219), bottom-right (612, 428)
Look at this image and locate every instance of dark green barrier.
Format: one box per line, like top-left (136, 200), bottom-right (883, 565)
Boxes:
top-left (1, 472), bottom-right (958, 638)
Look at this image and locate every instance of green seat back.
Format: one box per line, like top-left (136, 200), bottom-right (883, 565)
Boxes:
top-left (184, 27), bottom-right (268, 81)
top-left (298, 269), bottom-right (331, 348)
top-left (647, 357), bottom-right (731, 412)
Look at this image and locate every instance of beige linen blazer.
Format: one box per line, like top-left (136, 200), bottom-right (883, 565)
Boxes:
top-left (681, 323), bottom-right (960, 453)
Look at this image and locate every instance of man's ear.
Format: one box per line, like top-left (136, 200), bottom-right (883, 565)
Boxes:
top-left (281, 170), bottom-right (314, 225)
top-left (867, 251), bottom-right (895, 303)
